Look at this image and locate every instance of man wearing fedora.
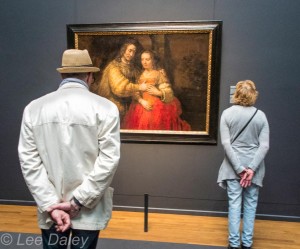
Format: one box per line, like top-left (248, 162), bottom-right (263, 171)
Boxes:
top-left (18, 49), bottom-right (120, 249)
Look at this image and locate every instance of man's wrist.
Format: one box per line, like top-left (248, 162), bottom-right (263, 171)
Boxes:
top-left (70, 197), bottom-right (82, 215)
top-left (47, 208), bottom-right (54, 215)
top-left (46, 204), bottom-right (58, 214)
top-left (72, 197), bottom-right (83, 207)
top-left (68, 199), bottom-right (81, 219)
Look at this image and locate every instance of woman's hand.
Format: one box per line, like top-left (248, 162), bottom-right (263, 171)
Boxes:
top-left (139, 81), bottom-right (147, 91)
top-left (139, 99), bottom-right (153, 111)
top-left (240, 168), bottom-right (255, 188)
top-left (146, 85), bottom-right (162, 97)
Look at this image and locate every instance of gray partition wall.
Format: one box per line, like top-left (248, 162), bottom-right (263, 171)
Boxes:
top-left (0, 0), bottom-right (299, 220)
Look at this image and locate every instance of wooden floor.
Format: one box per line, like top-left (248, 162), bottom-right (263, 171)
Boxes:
top-left (0, 205), bottom-right (300, 248)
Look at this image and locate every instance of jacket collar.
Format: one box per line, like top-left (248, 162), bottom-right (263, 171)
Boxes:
top-left (59, 78), bottom-right (89, 90)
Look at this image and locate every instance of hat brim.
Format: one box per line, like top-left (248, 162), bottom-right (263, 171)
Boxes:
top-left (57, 67), bottom-right (100, 73)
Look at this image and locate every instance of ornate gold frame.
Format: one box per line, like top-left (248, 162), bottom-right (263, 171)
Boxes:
top-left (67, 21), bottom-right (222, 144)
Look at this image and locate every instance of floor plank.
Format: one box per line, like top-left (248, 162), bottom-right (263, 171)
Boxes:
top-left (0, 205), bottom-right (299, 248)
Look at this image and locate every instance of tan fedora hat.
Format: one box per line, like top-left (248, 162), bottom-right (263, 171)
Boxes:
top-left (57, 49), bottom-right (100, 73)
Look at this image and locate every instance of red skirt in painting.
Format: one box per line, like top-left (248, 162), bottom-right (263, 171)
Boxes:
top-left (122, 92), bottom-right (191, 131)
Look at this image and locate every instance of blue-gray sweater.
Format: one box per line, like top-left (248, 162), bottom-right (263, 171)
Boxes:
top-left (217, 105), bottom-right (270, 188)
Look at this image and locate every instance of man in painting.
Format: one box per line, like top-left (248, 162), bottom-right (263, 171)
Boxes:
top-left (18, 49), bottom-right (120, 249)
top-left (97, 37), bottom-right (147, 121)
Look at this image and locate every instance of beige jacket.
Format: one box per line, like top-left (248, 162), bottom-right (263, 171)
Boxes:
top-left (18, 81), bottom-right (120, 230)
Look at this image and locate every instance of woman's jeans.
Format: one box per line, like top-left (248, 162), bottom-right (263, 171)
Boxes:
top-left (226, 180), bottom-right (259, 248)
top-left (41, 225), bottom-right (100, 249)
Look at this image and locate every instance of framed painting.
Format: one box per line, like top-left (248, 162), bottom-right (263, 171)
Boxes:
top-left (67, 21), bottom-right (222, 144)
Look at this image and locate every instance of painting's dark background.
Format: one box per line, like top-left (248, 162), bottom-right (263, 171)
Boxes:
top-left (0, 0), bottom-right (299, 219)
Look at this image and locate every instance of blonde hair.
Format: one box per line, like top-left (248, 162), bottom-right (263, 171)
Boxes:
top-left (232, 80), bottom-right (258, 106)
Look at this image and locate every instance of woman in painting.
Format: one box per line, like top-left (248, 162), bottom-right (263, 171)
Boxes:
top-left (121, 50), bottom-right (191, 131)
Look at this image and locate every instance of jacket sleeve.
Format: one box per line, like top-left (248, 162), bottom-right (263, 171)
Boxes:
top-left (18, 106), bottom-right (60, 212)
top-left (220, 112), bottom-right (245, 174)
top-left (108, 65), bottom-right (140, 97)
top-left (248, 113), bottom-right (270, 171)
top-left (72, 106), bottom-right (121, 209)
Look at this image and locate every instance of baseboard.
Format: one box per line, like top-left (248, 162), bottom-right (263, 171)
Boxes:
top-left (0, 199), bottom-right (36, 206)
top-left (113, 205), bottom-right (300, 222)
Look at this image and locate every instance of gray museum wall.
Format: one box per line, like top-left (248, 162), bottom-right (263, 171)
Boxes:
top-left (0, 0), bottom-right (299, 219)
